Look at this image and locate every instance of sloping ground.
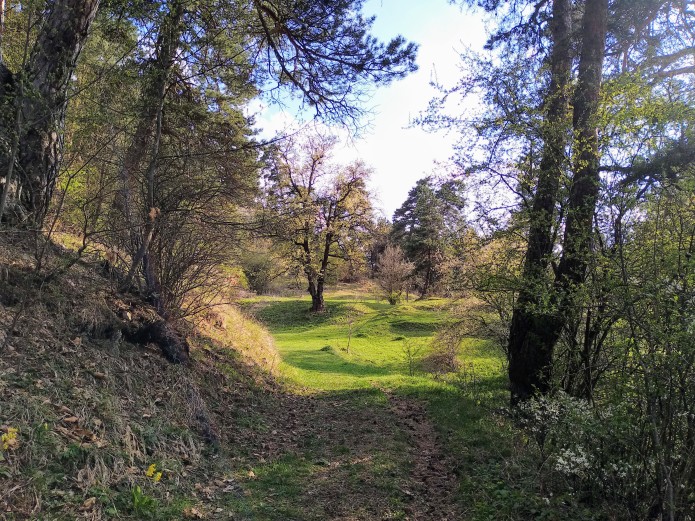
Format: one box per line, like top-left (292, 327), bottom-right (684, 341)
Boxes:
top-left (0, 237), bottom-right (462, 520)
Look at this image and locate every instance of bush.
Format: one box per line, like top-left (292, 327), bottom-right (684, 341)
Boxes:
top-left (518, 392), bottom-right (667, 519)
top-left (239, 251), bottom-right (277, 295)
top-left (421, 326), bottom-right (463, 376)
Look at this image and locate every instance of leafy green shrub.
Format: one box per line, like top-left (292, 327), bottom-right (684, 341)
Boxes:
top-left (239, 251), bottom-right (285, 295)
top-left (130, 485), bottom-right (158, 518)
top-left (518, 392), bottom-right (666, 518)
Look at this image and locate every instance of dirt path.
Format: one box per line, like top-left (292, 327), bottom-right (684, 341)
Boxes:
top-left (384, 392), bottom-right (461, 521)
top-left (211, 380), bottom-right (461, 519)
top-left (198, 349), bottom-right (462, 519)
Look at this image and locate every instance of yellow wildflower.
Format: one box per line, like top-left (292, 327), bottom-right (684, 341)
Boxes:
top-left (145, 463), bottom-right (156, 478)
top-left (153, 471), bottom-right (162, 483)
top-left (1, 427), bottom-right (19, 451)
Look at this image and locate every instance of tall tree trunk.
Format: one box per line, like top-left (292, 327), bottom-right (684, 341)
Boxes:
top-left (16, 0), bottom-right (100, 226)
top-left (509, 0), bottom-right (608, 404)
top-left (546, 0), bottom-right (608, 387)
top-left (307, 230), bottom-right (332, 313)
top-left (0, 85), bottom-right (22, 222)
top-left (117, 0), bottom-right (184, 308)
top-left (0, 0), bottom-right (6, 64)
top-left (555, 0), bottom-right (608, 294)
top-left (507, 0), bottom-right (573, 404)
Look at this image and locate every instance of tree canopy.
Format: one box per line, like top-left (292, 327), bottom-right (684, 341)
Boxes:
top-left (262, 131), bottom-right (374, 311)
top-left (391, 176), bottom-right (466, 297)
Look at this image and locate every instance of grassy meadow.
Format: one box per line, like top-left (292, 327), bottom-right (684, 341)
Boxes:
top-left (241, 286), bottom-right (506, 395)
top-left (234, 286), bottom-right (546, 520)
top-left (0, 237), bottom-right (581, 521)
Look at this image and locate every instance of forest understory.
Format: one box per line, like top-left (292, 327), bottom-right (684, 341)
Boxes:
top-left (0, 234), bottom-right (463, 520)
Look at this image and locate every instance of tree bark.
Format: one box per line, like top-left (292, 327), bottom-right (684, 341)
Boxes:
top-left (0, 84), bottom-right (23, 222)
top-left (547, 0), bottom-right (608, 385)
top-left (556, 0), bottom-right (608, 293)
top-left (310, 279), bottom-right (325, 312)
top-left (507, 0), bottom-right (573, 404)
top-left (304, 225), bottom-right (332, 313)
top-left (0, 0), bottom-right (6, 64)
top-left (15, 0), bottom-right (100, 226)
top-left (509, 0), bottom-right (608, 405)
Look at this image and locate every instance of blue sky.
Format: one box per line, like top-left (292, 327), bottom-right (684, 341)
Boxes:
top-left (255, 1), bottom-right (488, 217)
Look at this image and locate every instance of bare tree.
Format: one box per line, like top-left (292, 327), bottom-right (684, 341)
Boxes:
top-left (263, 132), bottom-right (374, 312)
top-left (376, 243), bottom-right (413, 305)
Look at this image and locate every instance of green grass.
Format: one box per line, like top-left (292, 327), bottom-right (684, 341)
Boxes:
top-left (242, 293), bottom-right (504, 394)
top-left (239, 289), bottom-right (529, 518)
top-left (240, 289), bottom-right (593, 520)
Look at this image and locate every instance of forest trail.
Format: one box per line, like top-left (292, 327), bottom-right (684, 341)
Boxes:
top-left (383, 392), bottom-right (460, 520)
top-left (218, 381), bottom-right (462, 520)
top-left (230, 295), bottom-right (466, 519)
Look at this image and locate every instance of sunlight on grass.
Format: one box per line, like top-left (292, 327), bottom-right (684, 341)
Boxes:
top-left (241, 291), bottom-right (505, 397)
top-left (237, 288), bottom-right (526, 519)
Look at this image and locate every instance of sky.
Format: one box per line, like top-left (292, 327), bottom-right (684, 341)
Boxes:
top-left (254, 1), bottom-right (488, 219)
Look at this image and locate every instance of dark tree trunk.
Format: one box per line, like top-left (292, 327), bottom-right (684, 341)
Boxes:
top-left (420, 254), bottom-right (432, 298)
top-left (547, 0), bottom-right (608, 387)
top-left (13, 0), bottom-right (100, 226)
top-left (555, 0), bottom-right (608, 293)
top-left (509, 0), bottom-right (608, 404)
top-left (507, 0), bottom-right (573, 404)
top-left (308, 276), bottom-right (325, 312)
top-left (306, 230), bottom-right (332, 313)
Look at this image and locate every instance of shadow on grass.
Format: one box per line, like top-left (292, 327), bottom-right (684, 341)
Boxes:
top-left (282, 348), bottom-right (397, 378)
top-left (389, 319), bottom-right (439, 336)
top-left (251, 300), bottom-right (353, 331)
top-left (249, 297), bottom-right (441, 335)
top-left (225, 386), bottom-right (407, 520)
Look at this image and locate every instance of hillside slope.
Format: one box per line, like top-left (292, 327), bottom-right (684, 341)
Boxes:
top-left (0, 236), bottom-right (463, 520)
top-left (0, 235), bottom-right (283, 520)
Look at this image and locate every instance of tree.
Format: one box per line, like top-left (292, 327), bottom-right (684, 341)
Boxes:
top-left (435, 0), bottom-right (693, 404)
top-left (102, 0), bottom-right (417, 317)
top-left (430, 0), bottom-right (695, 514)
top-left (0, 0), bottom-right (100, 226)
top-left (2, 0), bottom-right (417, 264)
top-left (614, 171), bottom-right (695, 518)
top-left (506, 0), bottom-right (573, 404)
top-left (376, 244), bottom-right (413, 305)
top-left (263, 132), bottom-right (373, 312)
top-left (250, 0), bottom-right (417, 126)
top-left (391, 176), bottom-right (465, 297)
top-left (366, 217), bottom-right (391, 276)
top-left (78, 0), bottom-right (260, 320)
top-left (507, 0), bottom-right (608, 403)
top-left (238, 240), bottom-right (288, 294)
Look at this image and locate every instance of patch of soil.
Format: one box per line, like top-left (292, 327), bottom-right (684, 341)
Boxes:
top-left (384, 392), bottom-right (461, 521)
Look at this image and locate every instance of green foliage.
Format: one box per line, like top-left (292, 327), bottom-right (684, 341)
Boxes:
top-left (261, 131), bottom-right (375, 310)
top-left (129, 486), bottom-right (158, 518)
top-left (251, 0), bottom-right (417, 125)
top-left (391, 176), bottom-right (467, 296)
top-left (238, 245), bottom-right (287, 295)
